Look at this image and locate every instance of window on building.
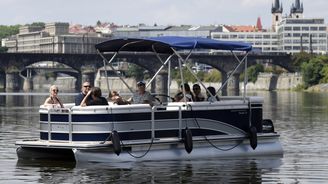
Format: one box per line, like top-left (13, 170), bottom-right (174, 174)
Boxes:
top-left (319, 27), bottom-right (326, 31)
top-left (238, 35), bottom-right (245, 39)
top-left (293, 27), bottom-right (301, 31)
top-left (293, 33), bottom-right (300, 37)
top-left (263, 35), bottom-right (271, 39)
top-left (246, 35), bottom-right (254, 39)
top-left (230, 34), bottom-right (237, 38)
top-left (310, 27), bottom-right (318, 31)
top-left (284, 33), bottom-right (291, 37)
top-left (302, 27), bottom-right (309, 31)
top-left (293, 46), bottom-right (300, 50)
top-left (284, 46), bottom-right (292, 50)
top-left (284, 27), bottom-right (292, 31)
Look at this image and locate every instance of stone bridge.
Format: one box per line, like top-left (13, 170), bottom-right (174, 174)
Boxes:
top-left (0, 52), bottom-right (293, 94)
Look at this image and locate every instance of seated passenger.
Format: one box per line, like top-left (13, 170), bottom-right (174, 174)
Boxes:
top-left (80, 87), bottom-right (108, 106)
top-left (206, 86), bottom-right (220, 102)
top-left (44, 85), bottom-right (64, 108)
top-left (174, 83), bottom-right (194, 102)
top-left (107, 90), bottom-right (128, 105)
top-left (127, 81), bottom-right (153, 106)
top-left (192, 84), bottom-right (205, 101)
top-left (75, 81), bottom-right (92, 105)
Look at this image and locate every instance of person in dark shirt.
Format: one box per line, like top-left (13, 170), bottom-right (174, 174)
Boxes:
top-left (206, 86), bottom-right (220, 102)
top-left (174, 83), bottom-right (194, 102)
top-left (192, 84), bottom-right (205, 102)
top-left (75, 81), bottom-right (92, 105)
top-left (80, 87), bottom-right (108, 106)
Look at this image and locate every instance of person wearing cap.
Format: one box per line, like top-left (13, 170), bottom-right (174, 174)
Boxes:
top-left (128, 81), bottom-right (153, 106)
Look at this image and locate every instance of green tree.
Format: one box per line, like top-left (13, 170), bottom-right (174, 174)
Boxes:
top-left (125, 64), bottom-right (145, 81)
top-left (240, 64), bottom-right (264, 83)
top-left (0, 25), bottom-right (20, 38)
top-left (204, 70), bottom-right (221, 82)
top-left (301, 57), bottom-right (326, 88)
top-left (292, 52), bottom-right (313, 71)
top-left (0, 25), bottom-right (20, 52)
top-left (27, 22), bottom-right (45, 29)
top-left (320, 65), bottom-right (328, 83)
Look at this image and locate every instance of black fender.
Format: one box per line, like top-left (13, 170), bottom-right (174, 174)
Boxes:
top-left (249, 126), bottom-right (258, 150)
top-left (111, 130), bottom-right (121, 156)
top-left (184, 128), bottom-right (193, 154)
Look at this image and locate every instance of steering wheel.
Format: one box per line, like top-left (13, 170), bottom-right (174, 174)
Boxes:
top-left (152, 93), bottom-right (175, 104)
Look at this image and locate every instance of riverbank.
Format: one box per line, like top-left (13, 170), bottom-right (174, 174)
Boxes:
top-left (306, 83), bottom-right (328, 92)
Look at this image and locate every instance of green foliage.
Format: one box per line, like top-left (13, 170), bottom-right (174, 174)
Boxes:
top-left (0, 25), bottom-right (20, 53)
top-left (292, 52), bottom-right (314, 71)
top-left (203, 70), bottom-right (221, 82)
top-left (240, 64), bottom-right (264, 83)
top-left (320, 65), bottom-right (328, 83)
top-left (0, 25), bottom-right (20, 39)
top-left (301, 57), bottom-right (326, 88)
top-left (0, 47), bottom-right (8, 53)
top-left (26, 22), bottom-right (45, 29)
top-left (125, 64), bottom-right (146, 81)
top-left (293, 84), bottom-right (305, 91)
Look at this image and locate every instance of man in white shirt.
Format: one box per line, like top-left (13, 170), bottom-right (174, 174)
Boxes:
top-left (128, 81), bottom-right (153, 106)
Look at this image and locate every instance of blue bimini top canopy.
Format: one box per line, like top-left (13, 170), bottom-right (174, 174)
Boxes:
top-left (95, 36), bottom-right (252, 54)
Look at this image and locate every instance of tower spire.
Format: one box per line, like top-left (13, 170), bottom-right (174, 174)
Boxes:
top-left (290, 0), bottom-right (304, 18)
top-left (272, 0), bottom-right (283, 13)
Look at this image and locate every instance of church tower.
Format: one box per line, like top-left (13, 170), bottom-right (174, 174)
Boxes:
top-left (290, 0), bottom-right (304, 18)
top-left (271, 0), bottom-right (283, 31)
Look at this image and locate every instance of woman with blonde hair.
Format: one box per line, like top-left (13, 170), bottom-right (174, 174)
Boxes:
top-left (44, 85), bottom-right (64, 108)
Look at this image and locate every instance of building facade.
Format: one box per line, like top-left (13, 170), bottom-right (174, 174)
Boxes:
top-left (4, 22), bottom-right (110, 53)
top-left (211, 0), bottom-right (327, 54)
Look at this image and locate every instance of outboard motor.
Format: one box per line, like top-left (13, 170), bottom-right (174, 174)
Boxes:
top-left (262, 119), bottom-right (275, 133)
top-left (111, 130), bottom-right (121, 156)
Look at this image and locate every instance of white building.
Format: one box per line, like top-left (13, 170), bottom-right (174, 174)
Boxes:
top-left (277, 18), bottom-right (327, 54)
top-left (4, 22), bottom-right (110, 53)
top-left (211, 0), bottom-right (327, 54)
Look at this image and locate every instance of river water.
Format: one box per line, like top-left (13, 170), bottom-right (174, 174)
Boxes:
top-left (0, 91), bottom-right (328, 183)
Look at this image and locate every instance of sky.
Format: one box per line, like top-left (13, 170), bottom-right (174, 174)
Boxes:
top-left (0, 0), bottom-right (327, 29)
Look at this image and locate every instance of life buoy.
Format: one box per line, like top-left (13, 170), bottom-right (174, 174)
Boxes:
top-left (249, 126), bottom-right (257, 150)
top-left (111, 130), bottom-right (121, 156)
top-left (184, 128), bottom-right (193, 154)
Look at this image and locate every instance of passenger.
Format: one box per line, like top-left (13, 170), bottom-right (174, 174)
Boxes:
top-left (174, 83), bottom-right (194, 102)
top-left (108, 90), bottom-right (128, 105)
top-left (206, 86), bottom-right (220, 102)
top-left (44, 85), bottom-right (64, 108)
top-left (127, 81), bottom-right (153, 106)
top-left (192, 84), bottom-right (205, 102)
top-left (75, 81), bottom-right (92, 105)
top-left (80, 87), bottom-right (108, 106)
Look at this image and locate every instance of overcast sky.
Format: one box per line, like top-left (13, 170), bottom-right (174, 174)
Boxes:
top-left (1, 0), bottom-right (327, 28)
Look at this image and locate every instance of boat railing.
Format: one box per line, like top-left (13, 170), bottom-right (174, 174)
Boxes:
top-left (42, 106), bottom-right (73, 143)
top-left (151, 104), bottom-right (183, 140)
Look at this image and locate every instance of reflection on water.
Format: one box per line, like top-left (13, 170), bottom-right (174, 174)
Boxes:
top-left (15, 157), bottom-right (282, 183)
top-left (1, 91), bottom-right (328, 183)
